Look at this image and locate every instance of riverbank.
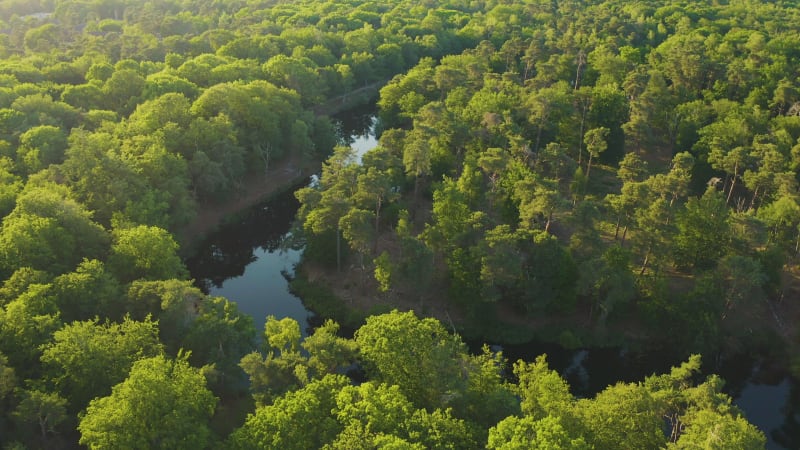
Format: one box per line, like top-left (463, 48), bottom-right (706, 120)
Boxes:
top-left (313, 81), bottom-right (385, 116)
top-left (292, 251), bottom-right (799, 364)
top-left (176, 84), bottom-right (386, 255)
top-left (176, 154), bottom-right (316, 255)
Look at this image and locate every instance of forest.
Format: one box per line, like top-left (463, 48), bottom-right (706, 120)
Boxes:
top-left (0, 0), bottom-right (796, 447)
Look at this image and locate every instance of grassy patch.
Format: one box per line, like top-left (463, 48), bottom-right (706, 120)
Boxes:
top-left (289, 269), bottom-right (368, 330)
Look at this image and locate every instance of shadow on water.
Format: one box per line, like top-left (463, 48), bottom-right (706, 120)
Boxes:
top-left (186, 182), bottom-right (305, 292)
top-left (334, 102), bottom-right (378, 146)
top-left (184, 182), bottom-right (312, 335)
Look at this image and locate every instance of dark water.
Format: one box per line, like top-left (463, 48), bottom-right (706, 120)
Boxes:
top-left (185, 106), bottom-right (378, 335)
top-left (335, 102), bottom-right (379, 160)
top-left (185, 183), bottom-right (311, 335)
top-left (185, 106), bottom-right (798, 449)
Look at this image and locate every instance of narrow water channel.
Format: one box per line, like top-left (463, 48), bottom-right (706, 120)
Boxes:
top-left (185, 104), bottom-right (378, 335)
top-left (185, 106), bottom-right (799, 449)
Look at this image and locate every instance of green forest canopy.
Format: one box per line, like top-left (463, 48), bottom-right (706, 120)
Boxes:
top-left (0, 0), bottom-right (797, 447)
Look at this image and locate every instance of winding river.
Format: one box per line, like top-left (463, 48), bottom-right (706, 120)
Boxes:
top-left (185, 106), bottom-right (799, 449)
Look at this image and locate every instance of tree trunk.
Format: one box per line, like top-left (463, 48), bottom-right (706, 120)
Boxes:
top-left (374, 198), bottom-right (381, 254)
top-left (545, 210), bottom-right (553, 233)
top-left (726, 162), bottom-right (738, 205)
top-left (795, 229), bottom-right (800, 256)
top-left (639, 246), bottom-right (651, 275)
top-left (259, 143), bottom-right (272, 177)
top-left (614, 214), bottom-right (621, 240)
top-left (748, 185), bottom-right (759, 211)
top-left (336, 225), bottom-right (341, 273)
top-left (577, 107), bottom-right (586, 165)
top-left (621, 224), bottom-right (629, 245)
top-left (39, 415), bottom-right (48, 439)
top-left (586, 152), bottom-right (593, 180)
top-left (574, 52), bottom-right (585, 90)
top-left (721, 173), bottom-right (729, 196)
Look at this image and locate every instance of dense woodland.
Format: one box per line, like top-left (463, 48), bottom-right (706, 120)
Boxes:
top-left (299, 0), bottom-right (800, 354)
top-left (0, 0), bottom-right (794, 448)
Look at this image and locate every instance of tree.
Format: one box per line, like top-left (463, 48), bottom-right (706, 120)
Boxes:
top-left (426, 177), bottom-right (477, 254)
top-left (515, 177), bottom-right (564, 233)
top-left (180, 296), bottom-right (256, 383)
top-left (102, 68), bottom-right (146, 114)
top-left (487, 415), bottom-right (589, 450)
top-left (262, 55), bottom-right (325, 106)
top-left (339, 208), bottom-right (375, 269)
top-left (297, 146), bottom-right (359, 272)
top-left (12, 389), bottom-right (68, 442)
top-left (230, 374), bottom-right (350, 450)
top-left (51, 259), bottom-right (123, 322)
top-left (107, 225), bottom-right (187, 282)
top-left (669, 409), bottom-right (765, 449)
top-left (617, 152), bottom-right (648, 184)
top-left (78, 354), bottom-right (217, 450)
top-left (0, 183), bottom-right (109, 276)
top-left (743, 141), bottom-right (787, 210)
top-left (0, 156), bottom-right (22, 218)
top-left (577, 246), bottom-right (636, 324)
top-left (633, 197), bottom-right (674, 276)
top-left (354, 310), bottom-right (467, 410)
top-left (0, 284), bottom-right (61, 377)
top-left (583, 127), bottom-right (609, 180)
top-left (373, 251), bottom-right (394, 293)
top-left (644, 355), bottom-right (766, 448)
top-left (16, 125), bottom-right (67, 174)
top-left (698, 115), bottom-right (752, 203)
top-left (578, 382), bottom-right (665, 450)
top-left (514, 355), bottom-right (574, 422)
top-left (302, 319), bottom-right (358, 379)
top-left (477, 148), bottom-right (508, 195)
top-left (403, 130), bottom-right (432, 201)
top-left (674, 187), bottom-right (731, 270)
top-left (714, 255), bottom-right (766, 320)
top-left (480, 225), bottom-right (526, 303)
top-left (40, 317), bottom-right (163, 410)
top-left (758, 196), bottom-right (800, 252)
top-left (526, 82), bottom-right (571, 153)
top-left (333, 381), bottom-right (476, 449)
top-left (354, 166), bottom-right (397, 245)
top-left (240, 316), bottom-right (307, 406)
top-left (522, 231), bottom-right (578, 313)
top-left (0, 352), bottom-right (14, 403)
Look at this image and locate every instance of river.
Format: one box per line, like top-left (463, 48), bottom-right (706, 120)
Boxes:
top-left (185, 106), bottom-right (798, 449)
top-left (185, 104), bottom-right (378, 336)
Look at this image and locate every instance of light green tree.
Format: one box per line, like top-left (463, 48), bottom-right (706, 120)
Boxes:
top-left (40, 316), bottom-right (163, 409)
top-left (355, 310), bottom-right (468, 410)
top-left (0, 183), bottom-right (109, 276)
top-left (107, 225), bottom-right (187, 282)
top-left (229, 374), bottom-right (350, 450)
top-left (488, 415), bottom-right (590, 450)
top-left (78, 354), bottom-right (217, 449)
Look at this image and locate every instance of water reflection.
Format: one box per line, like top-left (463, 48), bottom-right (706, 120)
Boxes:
top-left (185, 183), bottom-right (310, 333)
